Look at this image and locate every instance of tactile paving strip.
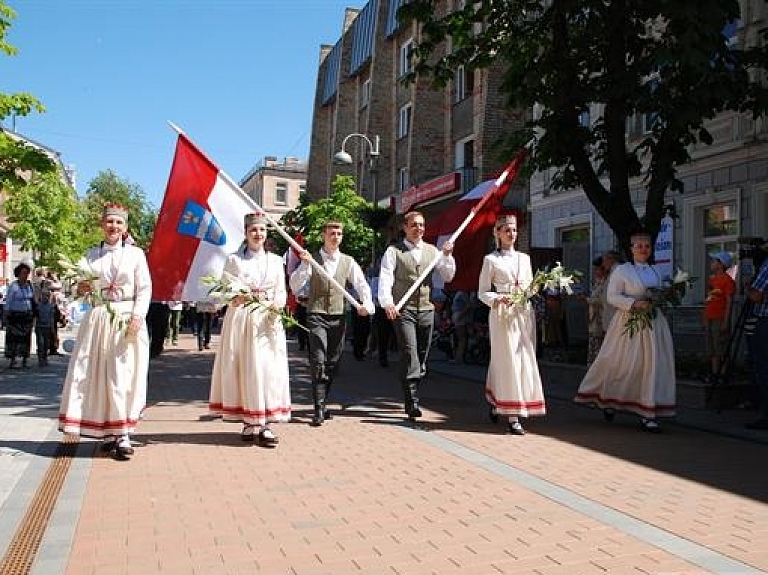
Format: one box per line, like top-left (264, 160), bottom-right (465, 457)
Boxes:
top-left (0, 434), bottom-right (79, 575)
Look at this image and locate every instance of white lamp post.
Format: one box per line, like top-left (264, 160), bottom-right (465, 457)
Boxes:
top-left (333, 133), bottom-right (381, 263)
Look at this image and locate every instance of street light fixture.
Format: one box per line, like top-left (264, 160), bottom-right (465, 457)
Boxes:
top-left (333, 133), bottom-right (381, 264)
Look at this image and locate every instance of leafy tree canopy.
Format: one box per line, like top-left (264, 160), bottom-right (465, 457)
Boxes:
top-left (81, 170), bottom-right (157, 249)
top-left (400, 0), bottom-right (768, 252)
top-left (279, 175), bottom-right (387, 269)
top-left (0, 1), bottom-right (54, 187)
top-left (4, 171), bottom-right (84, 268)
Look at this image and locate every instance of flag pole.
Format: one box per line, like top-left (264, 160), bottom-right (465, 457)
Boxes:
top-left (394, 147), bottom-right (530, 312)
top-left (167, 122), bottom-right (364, 310)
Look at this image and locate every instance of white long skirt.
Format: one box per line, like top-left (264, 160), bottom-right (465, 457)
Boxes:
top-left (575, 310), bottom-right (676, 419)
top-left (58, 302), bottom-right (149, 438)
top-left (485, 304), bottom-right (546, 417)
top-left (209, 304), bottom-right (291, 425)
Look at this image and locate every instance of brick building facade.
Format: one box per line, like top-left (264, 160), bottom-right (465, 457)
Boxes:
top-left (307, 0), bottom-right (526, 246)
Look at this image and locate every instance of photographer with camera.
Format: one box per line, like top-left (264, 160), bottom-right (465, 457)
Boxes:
top-left (745, 243), bottom-right (768, 430)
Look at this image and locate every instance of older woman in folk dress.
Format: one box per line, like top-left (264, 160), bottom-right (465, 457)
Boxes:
top-left (575, 231), bottom-right (676, 432)
top-left (58, 204), bottom-right (152, 459)
top-left (479, 214), bottom-right (545, 435)
top-left (209, 212), bottom-right (291, 447)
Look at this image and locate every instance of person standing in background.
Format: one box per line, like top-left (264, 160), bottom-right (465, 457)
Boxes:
top-left (4, 262), bottom-right (35, 369)
top-left (34, 290), bottom-right (61, 366)
top-left (195, 298), bottom-right (217, 351)
top-left (702, 251), bottom-right (736, 383)
top-left (744, 252), bottom-right (768, 430)
top-left (166, 300), bottom-right (183, 345)
top-left (586, 257), bottom-right (608, 366)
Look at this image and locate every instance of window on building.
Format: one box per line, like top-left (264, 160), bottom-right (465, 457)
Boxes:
top-left (399, 168), bottom-right (409, 193)
top-left (702, 201), bottom-right (738, 284)
top-left (399, 39), bottom-right (414, 77)
top-left (298, 183), bottom-right (306, 197)
top-left (454, 65), bottom-right (474, 103)
top-left (360, 79), bottom-right (371, 109)
top-left (398, 104), bottom-right (412, 139)
top-left (275, 182), bottom-right (288, 205)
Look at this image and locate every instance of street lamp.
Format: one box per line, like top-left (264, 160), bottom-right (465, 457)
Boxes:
top-left (333, 133), bottom-right (380, 264)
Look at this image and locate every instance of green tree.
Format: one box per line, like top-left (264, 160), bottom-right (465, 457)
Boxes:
top-left (0, 2), bottom-right (54, 187)
top-left (400, 0), bottom-right (768, 252)
top-left (279, 175), bottom-right (384, 268)
top-left (4, 171), bottom-right (84, 267)
top-left (81, 170), bottom-right (157, 249)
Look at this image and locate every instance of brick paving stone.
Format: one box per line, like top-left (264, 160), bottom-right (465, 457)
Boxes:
top-left (0, 333), bottom-right (762, 575)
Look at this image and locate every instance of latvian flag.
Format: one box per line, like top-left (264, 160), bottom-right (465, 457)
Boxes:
top-left (147, 133), bottom-right (255, 302)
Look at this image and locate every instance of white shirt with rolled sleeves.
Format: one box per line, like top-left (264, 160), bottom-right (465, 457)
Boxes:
top-left (289, 248), bottom-right (375, 315)
top-left (377, 240), bottom-right (456, 309)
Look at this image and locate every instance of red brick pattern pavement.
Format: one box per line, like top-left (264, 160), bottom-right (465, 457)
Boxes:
top-left (61, 334), bottom-right (768, 574)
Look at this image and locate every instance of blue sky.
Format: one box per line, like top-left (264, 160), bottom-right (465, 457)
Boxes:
top-left (1, 0), bottom-right (359, 208)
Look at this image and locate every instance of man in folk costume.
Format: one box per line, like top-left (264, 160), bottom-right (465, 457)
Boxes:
top-left (209, 211), bottom-right (291, 446)
top-left (378, 211), bottom-right (455, 422)
top-left (290, 221), bottom-right (375, 426)
top-left (58, 203), bottom-right (152, 460)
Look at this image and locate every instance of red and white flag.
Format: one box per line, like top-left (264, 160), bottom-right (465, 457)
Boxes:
top-left (147, 133), bottom-right (255, 302)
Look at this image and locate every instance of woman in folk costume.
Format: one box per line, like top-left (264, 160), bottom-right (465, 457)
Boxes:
top-left (575, 231), bottom-right (676, 432)
top-left (209, 212), bottom-right (291, 447)
top-left (479, 214), bottom-right (545, 435)
top-left (58, 203), bottom-right (152, 460)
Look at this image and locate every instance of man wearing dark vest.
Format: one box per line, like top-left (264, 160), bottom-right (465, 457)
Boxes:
top-left (378, 211), bottom-right (456, 421)
top-left (290, 221), bottom-right (375, 426)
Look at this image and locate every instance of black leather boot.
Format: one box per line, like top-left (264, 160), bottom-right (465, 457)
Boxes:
top-left (311, 381), bottom-right (326, 427)
top-left (402, 379), bottom-right (422, 419)
top-left (324, 378), bottom-right (334, 420)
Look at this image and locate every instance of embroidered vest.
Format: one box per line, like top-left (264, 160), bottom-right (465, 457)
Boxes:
top-left (307, 252), bottom-right (352, 315)
top-left (392, 241), bottom-right (437, 311)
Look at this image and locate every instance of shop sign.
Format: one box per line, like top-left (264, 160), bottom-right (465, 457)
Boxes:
top-left (397, 172), bottom-right (460, 213)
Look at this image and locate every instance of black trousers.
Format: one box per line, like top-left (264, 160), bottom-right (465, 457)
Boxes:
top-left (392, 308), bottom-right (434, 384)
top-left (374, 307), bottom-right (395, 362)
top-left (295, 303), bottom-right (308, 351)
top-left (307, 312), bottom-right (346, 385)
top-left (195, 311), bottom-right (213, 347)
top-left (147, 303), bottom-right (170, 358)
top-left (352, 314), bottom-right (371, 359)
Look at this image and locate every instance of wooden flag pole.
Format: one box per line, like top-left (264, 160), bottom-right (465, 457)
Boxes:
top-left (167, 122), bottom-right (364, 310)
top-left (394, 148), bottom-right (530, 312)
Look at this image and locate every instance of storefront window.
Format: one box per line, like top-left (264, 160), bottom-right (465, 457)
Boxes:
top-left (703, 202), bottom-right (738, 237)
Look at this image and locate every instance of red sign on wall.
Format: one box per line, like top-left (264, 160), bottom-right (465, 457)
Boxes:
top-left (397, 172), bottom-right (461, 213)
top-left (0, 244), bottom-right (6, 263)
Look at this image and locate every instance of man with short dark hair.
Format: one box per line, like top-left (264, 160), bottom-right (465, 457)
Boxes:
top-left (378, 211), bottom-right (455, 421)
top-left (290, 221), bottom-right (374, 427)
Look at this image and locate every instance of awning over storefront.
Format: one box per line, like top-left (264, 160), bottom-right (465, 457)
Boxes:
top-left (425, 179), bottom-right (517, 292)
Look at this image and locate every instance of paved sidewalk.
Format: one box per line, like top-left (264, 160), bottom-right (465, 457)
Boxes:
top-left (2, 329), bottom-right (768, 574)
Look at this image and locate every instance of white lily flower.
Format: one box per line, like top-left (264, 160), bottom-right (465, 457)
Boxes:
top-left (672, 268), bottom-right (689, 284)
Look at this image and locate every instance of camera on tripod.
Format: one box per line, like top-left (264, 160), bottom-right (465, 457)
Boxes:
top-left (737, 236), bottom-right (768, 279)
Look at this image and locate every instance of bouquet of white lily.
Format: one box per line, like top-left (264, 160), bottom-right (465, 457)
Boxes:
top-left (623, 267), bottom-right (693, 337)
top-left (57, 253), bottom-right (126, 331)
top-left (499, 262), bottom-right (582, 316)
top-left (200, 274), bottom-right (307, 333)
